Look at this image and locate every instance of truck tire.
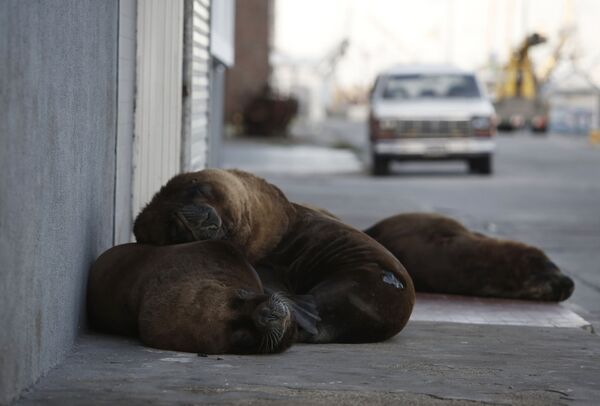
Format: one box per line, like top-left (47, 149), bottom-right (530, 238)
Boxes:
top-left (468, 155), bottom-right (492, 175)
top-left (372, 156), bottom-right (389, 176)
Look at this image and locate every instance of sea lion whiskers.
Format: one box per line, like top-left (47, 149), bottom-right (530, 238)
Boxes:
top-left (259, 324), bottom-right (283, 353)
top-left (267, 292), bottom-right (292, 329)
top-left (268, 330), bottom-right (282, 352)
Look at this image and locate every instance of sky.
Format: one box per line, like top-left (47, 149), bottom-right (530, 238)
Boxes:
top-left (273, 0), bottom-right (600, 89)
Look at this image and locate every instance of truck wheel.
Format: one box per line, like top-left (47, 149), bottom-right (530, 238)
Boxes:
top-left (372, 156), bottom-right (389, 176)
top-left (468, 156), bottom-right (492, 175)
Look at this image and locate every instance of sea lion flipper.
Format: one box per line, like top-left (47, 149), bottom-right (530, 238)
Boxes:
top-left (287, 294), bottom-right (321, 335)
top-left (263, 287), bottom-right (320, 335)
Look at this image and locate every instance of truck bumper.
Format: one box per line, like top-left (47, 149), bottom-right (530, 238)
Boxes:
top-left (373, 138), bottom-right (495, 159)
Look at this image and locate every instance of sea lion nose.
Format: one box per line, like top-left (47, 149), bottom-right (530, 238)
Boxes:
top-left (175, 204), bottom-right (221, 240)
top-left (555, 275), bottom-right (574, 301)
top-left (256, 304), bottom-right (284, 327)
top-left (178, 204), bottom-right (211, 226)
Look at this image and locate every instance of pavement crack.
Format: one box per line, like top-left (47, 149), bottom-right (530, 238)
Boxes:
top-left (421, 393), bottom-right (506, 405)
top-left (543, 389), bottom-right (571, 397)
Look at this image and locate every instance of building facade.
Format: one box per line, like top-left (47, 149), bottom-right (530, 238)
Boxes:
top-left (0, 1), bottom-right (234, 403)
top-left (224, 0), bottom-right (273, 126)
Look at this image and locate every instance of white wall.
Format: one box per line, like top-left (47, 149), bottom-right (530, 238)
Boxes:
top-left (182, 0), bottom-right (213, 171)
top-left (133, 0), bottom-right (185, 217)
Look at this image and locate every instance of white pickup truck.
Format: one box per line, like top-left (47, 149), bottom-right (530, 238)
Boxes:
top-left (369, 64), bottom-right (496, 175)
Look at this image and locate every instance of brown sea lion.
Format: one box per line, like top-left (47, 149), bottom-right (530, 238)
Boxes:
top-left (87, 240), bottom-right (297, 354)
top-left (133, 169), bottom-right (295, 263)
top-left (133, 170), bottom-right (415, 344)
top-left (257, 203), bottom-right (415, 343)
top-left (364, 213), bottom-right (575, 302)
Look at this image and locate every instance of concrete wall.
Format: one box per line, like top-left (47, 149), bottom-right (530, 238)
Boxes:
top-left (0, 1), bottom-right (118, 404)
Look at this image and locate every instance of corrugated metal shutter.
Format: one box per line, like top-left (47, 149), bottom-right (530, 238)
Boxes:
top-left (133, 0), bottom-right (184, 216)
top-left (182, 0), bottom-right (211, 171)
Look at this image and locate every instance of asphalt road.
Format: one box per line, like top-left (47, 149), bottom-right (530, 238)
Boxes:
top-left (226, 125), bottom-right (600, 326)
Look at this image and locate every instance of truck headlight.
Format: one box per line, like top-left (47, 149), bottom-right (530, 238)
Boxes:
top-left (471, 116), bottom-right (492, 130)
top-left (379, 120), bottom-right (396, 130)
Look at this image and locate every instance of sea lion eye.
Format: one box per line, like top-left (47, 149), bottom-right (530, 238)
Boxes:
top-left (186, 185), bottom-right (204, 199)
top-left (186, 183), bottom-right (212, 199)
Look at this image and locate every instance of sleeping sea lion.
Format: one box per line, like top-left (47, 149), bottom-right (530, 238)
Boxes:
top-left (257, 203), bottom-right (415, 343)
top-left (87, 240), bottom-right (296, 354)
top-left (133, 169), bottom-right (295, 263)
top-left (364, 212), bottom-right (575, 301)
top-left (133, 170), bottom-right (415, 344)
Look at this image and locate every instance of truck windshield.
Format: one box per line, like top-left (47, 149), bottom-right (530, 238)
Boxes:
top-left (382, 74), bottom-right (481, 100)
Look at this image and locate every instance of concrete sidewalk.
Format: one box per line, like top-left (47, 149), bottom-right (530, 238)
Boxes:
top-left (16, 314), bottom-right (600, 405)
top-left (16, 135), bottom-right (600, 405)
top-left (16, 290), bottom-right (599, 405)
top-left (221, 138), bottom-right (363, 175)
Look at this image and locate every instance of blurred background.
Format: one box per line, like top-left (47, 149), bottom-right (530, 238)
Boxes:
top-left (219, 0), bottom-right (600, 341)
top-left (225, 0), bottom-right (600, 145)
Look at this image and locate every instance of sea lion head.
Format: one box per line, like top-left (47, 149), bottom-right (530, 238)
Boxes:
top-left (133, 171), bottom-right (231, 245)
top-left (481, 243), bottom-right (575, 302)
top-left (133, 169), bottom-right (293, 262)
top-left (140, 282), bottom-right (297, 355)
top-left (91, 240), bottom-right (297, 355)
top-left (516, 249), bottom-right (574, 302)
top-left (226, 289), bottom-right (296, 354)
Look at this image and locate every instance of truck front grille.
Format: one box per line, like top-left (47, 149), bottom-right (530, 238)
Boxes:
top-left (391, 120), bottom-right (472, 138)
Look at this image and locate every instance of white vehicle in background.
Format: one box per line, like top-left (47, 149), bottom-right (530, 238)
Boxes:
top-left (368, 65), bottom-right (496, 175)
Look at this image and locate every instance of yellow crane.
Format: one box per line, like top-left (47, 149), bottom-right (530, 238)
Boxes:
top-left (495, 0), bottom-right (575, 133)
top-left (497, 33), bottom-right (546, 100)
top-left (495, 33), bottom-right (548, 131)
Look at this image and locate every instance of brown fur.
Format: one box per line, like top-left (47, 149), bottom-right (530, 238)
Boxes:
top-left (133, 170), bottom-right (415, 344)
top-left (87, 240), bottom-right (296, 354)
top-left (134, 169), bottom-right (295, 263)
top-left (365, 213), bottom-right (574, 301)
top-left (259, 204), bottom-right (415, 343)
